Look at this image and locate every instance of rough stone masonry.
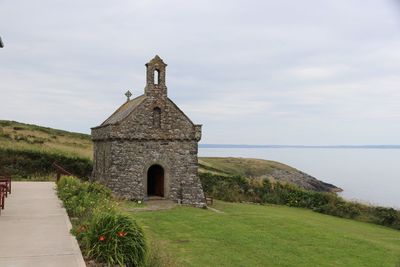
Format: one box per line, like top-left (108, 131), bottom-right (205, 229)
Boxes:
top-left (91, 56), bottom-right (205, 206)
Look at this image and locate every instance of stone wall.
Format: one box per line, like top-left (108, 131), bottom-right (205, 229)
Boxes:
top-left (92, 139), bottom-right (205, 206)
top-left (92, 140), bottom-right (111, 184)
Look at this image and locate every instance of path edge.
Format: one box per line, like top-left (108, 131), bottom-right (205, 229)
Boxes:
top-left (57, 186), bottom-right (86, 267)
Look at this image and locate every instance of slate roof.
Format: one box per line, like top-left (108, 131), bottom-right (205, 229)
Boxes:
top-left (100, 94), bottom-right (146, 126)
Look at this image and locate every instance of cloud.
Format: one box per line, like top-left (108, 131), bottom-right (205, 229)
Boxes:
top-left (0, 0), bottom-right (400, 144)
top-left (288, 65), bottom-right (350, 80)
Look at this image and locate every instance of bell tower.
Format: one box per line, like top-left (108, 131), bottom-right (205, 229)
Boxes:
top-left (145, 55), bottom-right (167, 98)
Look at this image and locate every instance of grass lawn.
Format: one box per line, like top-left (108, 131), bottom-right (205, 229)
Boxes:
top-left (131, 201), bottom-right (400, 267)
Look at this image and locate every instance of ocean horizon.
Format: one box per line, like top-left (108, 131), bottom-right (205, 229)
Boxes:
top-left (199, 146), bottom-right (400, 209)
top-left (199, 144), bottom-right (400, 149)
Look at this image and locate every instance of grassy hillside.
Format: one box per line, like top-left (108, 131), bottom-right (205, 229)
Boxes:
top-left (199, 157), bottom-right (293, 176)
top-left (131, 200), bottom-right (400, 267)
top-left (0, 120), bottom-right (92, 159)
top-left (0, 120), bottom-right (338, 191)
top-left (0, 120), bottom-right (92, 178)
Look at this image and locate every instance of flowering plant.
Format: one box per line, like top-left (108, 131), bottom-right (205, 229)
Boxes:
top-left (84, 212), bottom-right (147, 266)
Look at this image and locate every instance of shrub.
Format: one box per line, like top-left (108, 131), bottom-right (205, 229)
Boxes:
top-left (57, 176), bottom-right (113, 219)
top-left (0, 148), bottom-right (92, 179)
top-left (372, 207), bottom-right (400, 229)
top-left (57, 176), bottom-right (148, 266)
top-left (314, 198), bottom-right (363, 219)
top-left (57, 176), bottom-right (82, 203)
top-left (81, 212), bottom-right (147, 267)
top-left (200, 173), bottom-right (251, 202)
top-left (87, 181), bottom-right (113, 198)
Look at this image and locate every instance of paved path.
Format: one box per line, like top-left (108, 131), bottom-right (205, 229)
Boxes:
top-left (0, 182), bottom-right (86, 267)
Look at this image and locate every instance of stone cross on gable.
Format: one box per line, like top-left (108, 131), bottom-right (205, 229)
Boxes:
top-left (125, 90), bottom-right (132, 101)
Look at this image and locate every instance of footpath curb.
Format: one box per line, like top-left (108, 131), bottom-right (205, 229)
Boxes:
top-left (58, 195), bottom-right (86, 267)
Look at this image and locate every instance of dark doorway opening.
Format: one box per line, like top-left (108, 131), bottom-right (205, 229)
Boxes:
top-left (147, 164), bottom-right (164, 197)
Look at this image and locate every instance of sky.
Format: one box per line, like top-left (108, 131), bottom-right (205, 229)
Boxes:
top-left (1, 0), bottom-right (400, 145)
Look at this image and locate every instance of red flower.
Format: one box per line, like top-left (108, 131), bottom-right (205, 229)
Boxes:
top-left (98, 235), bottom-right (106, 241)
top-left (117, 231), bottom-right (127, 237)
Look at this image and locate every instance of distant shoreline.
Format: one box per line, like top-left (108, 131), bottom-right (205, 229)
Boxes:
top-left (199, 144), bottom-right (400, 149)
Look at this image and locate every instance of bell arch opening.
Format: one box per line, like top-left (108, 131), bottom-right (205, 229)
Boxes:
top-left (154, 69), bottom-right (160, 85)
top-left (147, 164), bottom-right (164, 197)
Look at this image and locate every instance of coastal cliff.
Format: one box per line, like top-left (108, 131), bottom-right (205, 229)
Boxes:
top-left (199, 157), bottom-right (341, 193)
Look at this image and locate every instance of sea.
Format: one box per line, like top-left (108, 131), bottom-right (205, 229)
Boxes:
top-left (198, 146), bottom-right (400, 209)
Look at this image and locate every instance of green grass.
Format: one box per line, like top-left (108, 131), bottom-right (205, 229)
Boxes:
top-left (199, 157), bottom-right (299, 177)
top-left (121, 200), bottom-right (147, 209)
top-left (131, 201), bottom-right (400, 267)
top-left (0, 120), bottom-right (92, 159)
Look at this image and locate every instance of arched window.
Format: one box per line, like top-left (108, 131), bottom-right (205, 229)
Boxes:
top-left (153, 107), bottom-right (161, 128)
top-left (154, 69), bottom-right (160, 85)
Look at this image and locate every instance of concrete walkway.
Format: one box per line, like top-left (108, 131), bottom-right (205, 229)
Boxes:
top-left (0, 182), bottom-right (86, 267)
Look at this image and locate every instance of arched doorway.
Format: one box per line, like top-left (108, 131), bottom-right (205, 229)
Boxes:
top-left (147, 164), bottom-right (164, 197)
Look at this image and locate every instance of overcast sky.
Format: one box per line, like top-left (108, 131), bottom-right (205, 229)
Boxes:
top-left (1, 0), bottom-right (400, 145)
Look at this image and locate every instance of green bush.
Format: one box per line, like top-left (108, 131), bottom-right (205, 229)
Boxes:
top-left (262, 181), bottom-right (331, 209)
top-left (199, 173), bottom-right (251, 202)
top-left (201, 173), bottom-right (333, 210)
top-left (372, 207), bottom-right (400, 229)
top-left (57, 176), bottom-right (113, 219)
top-left (0, 148), bottom-right (92, 179)
top-left (57, 176), bottom-right (82, 203)
top-left (57, 176), bottom-right (148, 266)
top-left (82, 212), bottom-right (147, 267)
top-left (314, 198), bottom-right (363, 219)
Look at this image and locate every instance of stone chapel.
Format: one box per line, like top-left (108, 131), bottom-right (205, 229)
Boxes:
top-left (91, 56), bottom-right (205, 206)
